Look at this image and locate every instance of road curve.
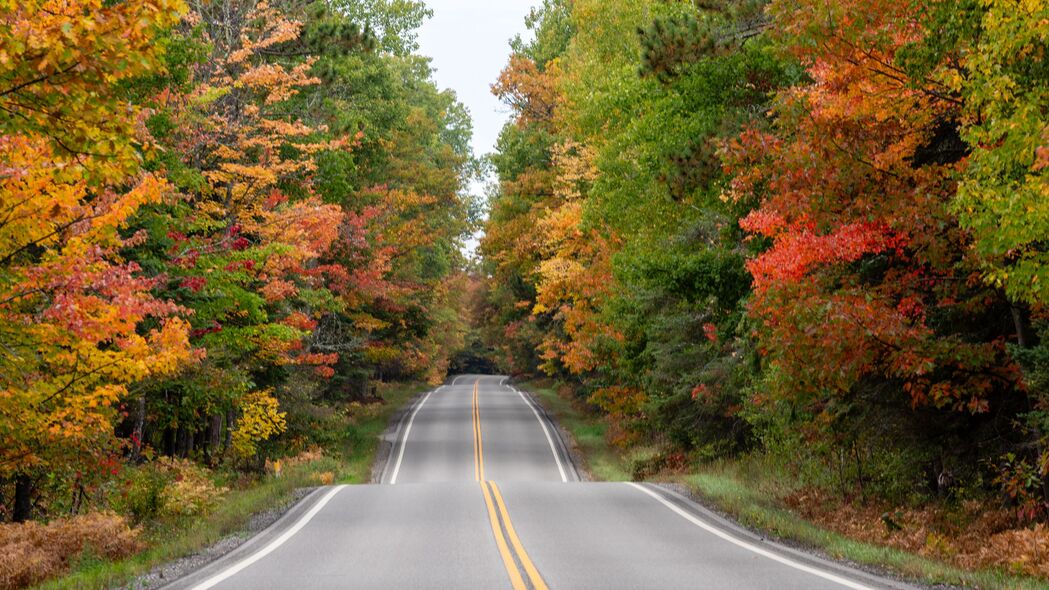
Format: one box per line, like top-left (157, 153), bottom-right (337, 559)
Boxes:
top-left (161, 375), bottom-right (918, 590)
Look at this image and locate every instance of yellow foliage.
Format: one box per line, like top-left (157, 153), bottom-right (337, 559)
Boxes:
top-left (231, 390), bottom-right (287, 459)
top-left (156, 458), bottom-right (228, 517)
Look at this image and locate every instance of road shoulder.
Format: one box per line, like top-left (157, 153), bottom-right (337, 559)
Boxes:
top-left (144, 486), bottom-right (329, 590)
top-left (371, 384), bottom-right (443, 484)
top-left (517, 379), bottom-right (1046, 590)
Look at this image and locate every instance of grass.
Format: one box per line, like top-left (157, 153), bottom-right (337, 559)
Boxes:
top-left (38, 382), bottom-right (425, 590)
top-left (334, 383), bottom-right (422, 485)
top-left (520, 379), bottom-right (1048, 590)
top-left (524, 379), bottom-right (638, 481)
top-left (683, 464), bottom-right (1044, 590)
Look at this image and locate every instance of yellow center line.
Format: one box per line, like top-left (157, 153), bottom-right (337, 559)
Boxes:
top-left (489, 481), bottom-right (550, 590)
top-left (480, 480), bottom-right (527, 590)
top-left (474, 378), bottom-right (525, 589)
top-left (473, 379), bottom-right (485, 481)
top-left (473, 377), bottom-right (551, 590)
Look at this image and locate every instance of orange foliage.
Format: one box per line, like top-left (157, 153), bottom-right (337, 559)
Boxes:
top-left (491, 55), bottom-right (562, 130)
top-left (0, 512), bottom-right (141, 590)
top-left (532, 142), bottom-right (621, 375)
top-left (785, 488), bottom-right (1049, 579)
top-left (0, 0), bottom-right (195, 482)
top-left (722, 0), bottom-right (1018, 413)
top-left (588, 385), bottom-right (647, 447)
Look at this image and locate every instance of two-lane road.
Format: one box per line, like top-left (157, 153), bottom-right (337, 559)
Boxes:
top-left (162, 375), bottom-right (917, 590)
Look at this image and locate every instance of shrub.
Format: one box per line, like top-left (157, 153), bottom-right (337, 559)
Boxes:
top-left (0, 512), bottom-right (141, 590)
top-left (112, 465), bottom-right (170, 524)
top-left (157, 458), bottom-right (228, 518)
top-left (112, 459), bottom-right (227, 523)
top-left (231, 389), bottom-right (288, 460)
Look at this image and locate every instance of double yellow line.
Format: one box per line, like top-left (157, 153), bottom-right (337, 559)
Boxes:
top-left (473, 380), bottom-right (485, 481)
top-left (471, 379), bottom-right (549, 590)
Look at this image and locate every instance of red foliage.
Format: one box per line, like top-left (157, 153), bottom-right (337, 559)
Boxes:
top-left (722, 0), bottom-right (1020, 413)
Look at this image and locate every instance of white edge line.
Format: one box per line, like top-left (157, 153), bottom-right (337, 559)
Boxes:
top-left (625, 483), bottom-right (875, 590)
top-left (451, 375), bottom-right (461, 385)
top-left (511, 386), bottom-right (567, 483)
top-left (388, 386), bottom-right (440, 484)
top-left (189, 485), bottom-right (347, 590)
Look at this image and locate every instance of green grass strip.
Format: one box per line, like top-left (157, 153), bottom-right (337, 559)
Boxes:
top-left (521, 379), bottom-right (1046, 590)
top-left (39, 383), bottom-right (424, 590)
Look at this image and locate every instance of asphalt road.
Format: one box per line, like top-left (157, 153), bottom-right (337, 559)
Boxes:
top-left (162, 375), bottom-right (918, 590)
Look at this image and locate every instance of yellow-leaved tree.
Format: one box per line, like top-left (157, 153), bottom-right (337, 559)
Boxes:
top-left (0, 0), bottom-right (194, 521)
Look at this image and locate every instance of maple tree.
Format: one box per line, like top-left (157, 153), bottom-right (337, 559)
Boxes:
top-left (0, 0), bottom-right (192, 521)
top-left (118, 0), bottom-right (352, 464)
top-left (481, 0), bottom-right (1047, 513)
top-left (918, 0), bottom-right (1049, 516)
top-left (1, 0), bottom-right (476, 529)
top-left (946, 0), bottom-right (1048, 307)
top-left (718, 0), bottom-right (1026, 501)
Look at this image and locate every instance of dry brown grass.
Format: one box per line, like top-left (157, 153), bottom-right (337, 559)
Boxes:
top-left (312, 471), bottom-right (335, 485)
top-left (784, 488), bottom-right (1049, 579)
top-left (0, 512), bottom-right (142, 590)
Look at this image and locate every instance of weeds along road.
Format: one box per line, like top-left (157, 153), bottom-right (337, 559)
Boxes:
top-left (161, 375), bottom-right (917, 590)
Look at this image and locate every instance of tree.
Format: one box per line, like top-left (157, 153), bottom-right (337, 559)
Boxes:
top-left (950, 0), bottom-right (1048, 307)
top-left (722, 0), bottom-right (1021, 496)
top-left (0, 0), bottom-right (192, 520)
top-left (132, 0), bottom-right (352, 460)
top-left (331, 0), bottom-right (431, 56)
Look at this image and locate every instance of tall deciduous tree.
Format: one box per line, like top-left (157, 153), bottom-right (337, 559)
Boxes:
top-left (0, 0), bottom-right (193, 521)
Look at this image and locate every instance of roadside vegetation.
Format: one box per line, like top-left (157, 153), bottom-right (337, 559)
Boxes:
top-left (525, 380), bottom-right (1048, 590)
top-left (4, 383), bottom-right (422, 590)
top-left (0, 0), bottom-right (471, 588)
top-left (478, 1), bottom-right (1048, 584)
top-left (23, 382), bottom-right (417, 587)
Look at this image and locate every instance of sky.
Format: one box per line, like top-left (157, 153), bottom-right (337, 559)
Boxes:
top-left (417, 0), bottom-right (537, 161)
top-left (416, 1), bottom-right (539, 256)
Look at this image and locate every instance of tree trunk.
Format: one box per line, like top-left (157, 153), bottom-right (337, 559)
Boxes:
top-left (184, 425), bottom-right (195, 456)
top-left (131, 396), bottom-right (146, 460)
top-left (1012, 303), bottom-right (1049, 505)
top-left (164, 426), bottom-right (176, 457)
top-left (13, 474), bottom-right (32, 522)
top-left (206, 414), bottom-right (222, 465)
top-left (70, 478), bottom-right (84, 516)
top-left (224, 409), bottom-right (235, 452)
top-left (175, 425), bottom-right (189, 458)
top-left (1012, 303), bottom-right (1031, 348)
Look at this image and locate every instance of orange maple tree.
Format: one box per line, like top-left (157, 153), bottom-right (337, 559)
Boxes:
top-left (723, 0), bottom-right (1018, 414)
top-left (0, 0), bottom-right (194, 520)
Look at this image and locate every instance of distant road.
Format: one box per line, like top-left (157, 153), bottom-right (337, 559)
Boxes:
top-left (162, 375), bottom-right (917, 589)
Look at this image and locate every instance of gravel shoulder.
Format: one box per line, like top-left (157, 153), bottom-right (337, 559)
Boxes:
top-left (121, 487), bottom-right (316, 590)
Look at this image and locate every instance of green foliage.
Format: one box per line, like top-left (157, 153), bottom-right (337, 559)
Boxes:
top-left (111, 468), bottom-right (169, 525)
top-left (481, 0), bottom-right (1049, 522)
top-left (331, 0), bottom-right (432, 56)
top-left (112, 459), bottom-right (226, 525)
top-left (510, 0), bottom-right (575, 69)
top-left (952, 0), bottom-right (1049, 306)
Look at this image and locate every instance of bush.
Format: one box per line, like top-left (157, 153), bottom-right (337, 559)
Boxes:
top-left (112, 459), bottom-right (227, 523)
top-left (112, 465), bottom-right (169, 524)
top-left (0, 512), bottom-right (141, 590)
top-left (157, 458), bottom-right (228, 518)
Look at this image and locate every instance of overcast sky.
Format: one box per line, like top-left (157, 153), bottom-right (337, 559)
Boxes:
top-left (417, 1), bottom-right (537, 160)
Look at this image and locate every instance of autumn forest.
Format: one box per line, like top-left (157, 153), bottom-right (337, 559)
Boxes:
top-left (1, 0), bottom-right (1047, 587)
